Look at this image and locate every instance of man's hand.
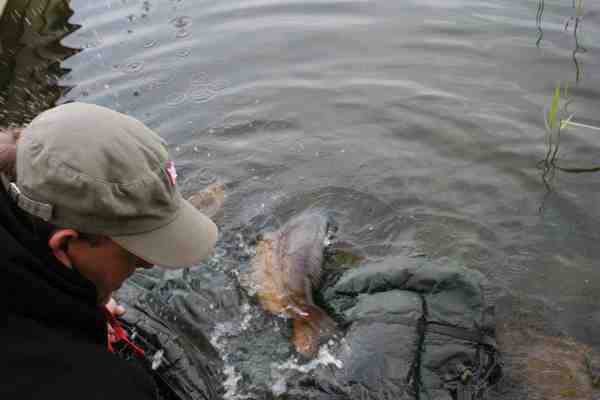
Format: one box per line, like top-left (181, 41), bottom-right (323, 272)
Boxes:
top-left (105, 297), bottom-right (126, 344)
top-left (105, 297), bottom-right (126, 316)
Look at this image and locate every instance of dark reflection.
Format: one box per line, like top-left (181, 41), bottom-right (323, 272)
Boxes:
top-left (0, 0), bottom-right (80, 126)
top-left (535, 0), bottom-right (587, 82)
top-left (535, 0), bottom-right (544, 47)
top-left (566, 7), bottom-right (587, 83)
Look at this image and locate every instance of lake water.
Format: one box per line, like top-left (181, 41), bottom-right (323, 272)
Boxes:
top-left (2, 0), bottom-right (600, 397)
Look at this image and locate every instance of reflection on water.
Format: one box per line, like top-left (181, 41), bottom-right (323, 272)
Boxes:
top-left (536, 0), bottom-right (588, 82)
top-left (0, 0), bottom-right (80, 126)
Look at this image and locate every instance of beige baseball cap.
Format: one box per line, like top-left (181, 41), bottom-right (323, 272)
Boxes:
top-left (11, 102), bottom-right (217, 268)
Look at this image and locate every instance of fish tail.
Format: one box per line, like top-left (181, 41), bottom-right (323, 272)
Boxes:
top-left (292, 306), bottom-right (336, 357)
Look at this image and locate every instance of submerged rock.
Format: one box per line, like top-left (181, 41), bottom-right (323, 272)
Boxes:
top-left (497, 321), bottom-right (600, 400)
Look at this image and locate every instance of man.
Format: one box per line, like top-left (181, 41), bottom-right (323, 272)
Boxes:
top-left (0, 102), bottom-right (218, 399)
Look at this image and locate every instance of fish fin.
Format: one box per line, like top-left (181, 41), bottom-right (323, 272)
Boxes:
top-left (187, 182), bottom-right (225, 220)
top-left (292, 306), bottom-right (336, 357)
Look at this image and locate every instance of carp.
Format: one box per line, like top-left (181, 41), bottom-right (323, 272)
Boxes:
top-left (251, 211), bottom-right (337, 357)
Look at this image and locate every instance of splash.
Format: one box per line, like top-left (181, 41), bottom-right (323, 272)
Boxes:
top-left (210, 303), bottom-right (256, 400)
top-left (269, 341), bottom-right (344, 396)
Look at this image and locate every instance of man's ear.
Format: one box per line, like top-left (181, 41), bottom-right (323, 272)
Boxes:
top-left (48, 229), bottom-right (79, 269)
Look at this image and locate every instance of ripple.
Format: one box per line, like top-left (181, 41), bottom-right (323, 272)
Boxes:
top-left (190, 72), bottom-right (210, 85)
top-left (175, 29), bottom-right (190, 39)
top-left (165, 92), bottom-right (188, 106)
top-left (170, 15), bottom-right (192, 29)
top-left (196, 167), bottom-right (217, 185)
top-left (209, 79), bottom-right (229, 91)
top-left (189, 85), bottom-right (217, 103)
top-left (175, 48), bottom-right (192, 58)
top-left (143, 40), bottom-right (157, 48)
top-left (145, 71), bottom-right (177, 90)
top-left (123, 61), bottom-right (144, 74)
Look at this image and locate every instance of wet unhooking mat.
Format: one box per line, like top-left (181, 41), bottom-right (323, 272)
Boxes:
top-left (114, 257), bottom-right (501, 400)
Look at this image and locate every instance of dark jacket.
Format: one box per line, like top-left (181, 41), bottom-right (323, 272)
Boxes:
top-left (0, 185), bottom-right (157, 399)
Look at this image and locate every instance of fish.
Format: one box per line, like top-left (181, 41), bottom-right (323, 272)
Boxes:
top-left (251, 211), bottom-right (337, 357)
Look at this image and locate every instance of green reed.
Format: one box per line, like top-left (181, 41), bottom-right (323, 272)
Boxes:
top-left (538, 81), bottom-right (600, 190)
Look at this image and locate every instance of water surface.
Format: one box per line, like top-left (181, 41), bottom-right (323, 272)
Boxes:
top-left (2, 0), bottom-right (600, 397)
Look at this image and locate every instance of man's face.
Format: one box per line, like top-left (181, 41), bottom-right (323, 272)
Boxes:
top-left (51, 232), bottom-right (153, 304)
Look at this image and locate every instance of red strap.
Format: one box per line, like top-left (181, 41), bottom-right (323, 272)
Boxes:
top-left (103, 307), bottom-right (145, 357)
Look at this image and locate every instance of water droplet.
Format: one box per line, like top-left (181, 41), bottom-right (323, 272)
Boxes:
top-left (175, 29), bottom-right (190, 39)
top-left (151, 349), bottom-right (164, 370)
top-left (165, 92), bottom-right (187, 106)
top-left (170, 15), bottom-right (192, 28)
top-left (143, 40), bottom-right (157, 48)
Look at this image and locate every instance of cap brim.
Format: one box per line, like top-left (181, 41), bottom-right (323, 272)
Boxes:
top-left (111, 200), bottom-right (218, 269)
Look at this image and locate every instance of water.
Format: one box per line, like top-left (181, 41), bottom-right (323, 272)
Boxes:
top-left (2, 0), bottom-right (600, 397)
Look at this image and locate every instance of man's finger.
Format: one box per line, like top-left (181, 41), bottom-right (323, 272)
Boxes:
top-left (106, 297), bottom-right (126, 316)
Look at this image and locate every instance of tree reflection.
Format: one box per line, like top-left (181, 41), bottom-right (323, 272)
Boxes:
top-left (0, 0), bottom-right (80, 126)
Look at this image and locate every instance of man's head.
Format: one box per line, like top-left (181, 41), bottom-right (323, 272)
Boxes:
top-left (6, 102), bottom-right (218, 303)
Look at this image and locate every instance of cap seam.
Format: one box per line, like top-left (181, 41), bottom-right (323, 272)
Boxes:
top-left (44, 150), bottom-right (169, 187)
top-left (51, 158), bottom-right (167, 187)
top-left (109, 198), bottom-right (183, 237)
